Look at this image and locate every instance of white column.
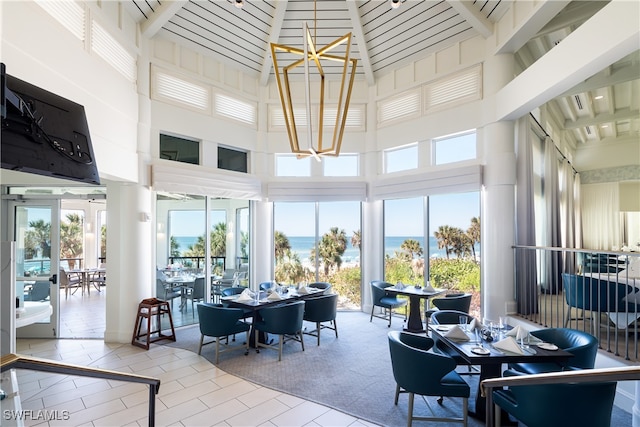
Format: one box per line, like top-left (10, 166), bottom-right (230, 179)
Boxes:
top-left (361, 199), bottom-right (384, 313)
top-left (103, 182), bottom-right (153, 343)
top-left (481, 51), bottom-right (516, 320)
top-left (251, 200), bottom-right (274, 290)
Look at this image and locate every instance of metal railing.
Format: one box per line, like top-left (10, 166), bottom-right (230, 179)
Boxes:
top-left (481, 365), bottom-right (640, 426)
top-left (513, 246), bottom-right (640, 362)
top-left (168, 256), bottom-right (226, 271)
top-left (1, 353), bottom-right (160, 426)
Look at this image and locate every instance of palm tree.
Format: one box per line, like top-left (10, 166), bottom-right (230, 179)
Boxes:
top-left (275, 249), bottom-right (305, 284)
top-left (351, 229), bottom-right (361, 251)
top-left (400, 239), bottom-right (423, 259)
top-left (210, 222), bottom-right (227, 256)
top-left (24, 219), bottom-right (51, 260)
top-left (317, 227), bottom-right (347, 275)
top-left (183, 222), bottom-right (228, 259)
top-left (60, 213), bottom-right (83, 269)
top-left (274, 230), bottom-right (291, 260)
top-left (170, 235), bottom-right (180, 257)
top-left (434, 225), bottom-right (457, 259)
top-left (467, 217), bottom-right (480, 261)
top-left (450, 227), bottom-right (471, 258)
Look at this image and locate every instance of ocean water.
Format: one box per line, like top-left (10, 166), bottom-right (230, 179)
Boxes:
top-left (172, 235), bottom-right (459, 261)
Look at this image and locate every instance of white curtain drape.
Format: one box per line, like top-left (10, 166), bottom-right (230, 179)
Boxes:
top-left (543, 137), bottom-right (562, 293)
top-left (559, 159), bottom-right (580, 273)
top-left (515, 117), bottom-right (538, 314)
top-left (581, 182), bottom-right (620, 250)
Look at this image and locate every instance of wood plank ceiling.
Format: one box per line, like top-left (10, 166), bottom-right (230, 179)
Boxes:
top-left (125, 0), bottom-right (638, 147)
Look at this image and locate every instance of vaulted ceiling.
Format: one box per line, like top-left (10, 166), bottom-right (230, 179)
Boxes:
top-left (124, 0), bottom-right (639, 148)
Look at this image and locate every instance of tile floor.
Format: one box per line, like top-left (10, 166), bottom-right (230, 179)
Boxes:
top-left (11, 338), bottom-right (378, 426)
top-left (13, 289), bottom-right (377, 426)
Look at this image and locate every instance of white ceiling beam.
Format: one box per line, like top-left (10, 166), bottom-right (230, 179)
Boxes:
top-left (140, 0), bottom-right (188, 38)
top-left (495, 0), bottom-right (571, 54)
top-left (260, 0), bottom-right (289, 86)
top-left (563, 108), bottom-right (639, 130)
top-left (558, 61), bottom-right (640, 98)
top-left (345, 0), bottom-right (374, 86)
top-left (534, 1), bottom-right (607, 39)
top-left (496, 0), bottom-right (640, 121)
top-left (446, 1), bottom-right (492, 38)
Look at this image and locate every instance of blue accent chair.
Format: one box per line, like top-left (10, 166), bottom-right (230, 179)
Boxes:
top-left (303, 293), bottom-right (338, 345)
top-left (196, 303), bottom-right (251, 364)
top-left (508, 327), bottom-right (598, 375)
top-left (493, 376), bottom-right (617, 427)
top-left (388, 331), bottom-right (470, 426)
top-left (254, 300), bottom-right (305, 361)
top-left (370, 281), bottom-right (408, 327)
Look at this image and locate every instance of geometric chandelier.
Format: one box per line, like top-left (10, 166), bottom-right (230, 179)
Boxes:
top-left (270, 3), bottom-right (357, 159)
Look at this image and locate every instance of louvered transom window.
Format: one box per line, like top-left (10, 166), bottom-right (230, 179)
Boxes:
top-left (425, 65), bottom-right (482, 111)
top-left (270, 107), bottom-right (309, 128)
top-left (36, 0), bottom-right (85, 41)
top-left (214, 93), bottom-right (257, 126)
top-left (91, 21), bottom-right (136, 82)
top-left (378, 90), bottom-right (421, 126)
top-left (323, 106), bottom-right (364, 129)
top-left (155, 72), bottom-right (209, 111)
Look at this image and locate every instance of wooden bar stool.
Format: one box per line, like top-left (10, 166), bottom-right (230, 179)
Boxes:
top-left (131, 298), bottom-right (176, 350)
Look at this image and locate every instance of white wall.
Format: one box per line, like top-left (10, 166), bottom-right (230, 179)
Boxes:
top-left (0, 1), bottom-right (140, 184)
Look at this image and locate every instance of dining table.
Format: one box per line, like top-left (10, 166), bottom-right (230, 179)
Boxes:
top-left (164, 275), bottom-right (197, 310)
top-left (67, 267), bottom-right (106, 295)
top-left (385, 284), bottom-right (445, 333)
top-left (429, 323), bottom-right (574, 422)
top-left (221, 285), bottom-right (325, 347)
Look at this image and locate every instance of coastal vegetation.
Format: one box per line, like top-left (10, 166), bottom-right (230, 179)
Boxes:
top-left (273, 216), bottom-right (481, 312)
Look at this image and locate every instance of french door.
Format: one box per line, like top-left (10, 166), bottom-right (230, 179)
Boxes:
top-left (10, 200), bottom-right (61, 338)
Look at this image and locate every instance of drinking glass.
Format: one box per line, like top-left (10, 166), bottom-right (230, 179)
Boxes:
top-left (459, 315), bottom-right (468, 331)
top-left (499, 316), bottom-right (507, 330)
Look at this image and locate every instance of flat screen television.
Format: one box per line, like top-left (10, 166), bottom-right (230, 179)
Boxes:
top-left (1, 63), bottom-right (100, 185)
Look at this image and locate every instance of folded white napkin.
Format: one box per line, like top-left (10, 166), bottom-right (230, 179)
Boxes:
top-left (493, 336), bottom-right (524, 354)
top-left (506, 325), bottom-right (529, 340)
top-left (297, 286), bottom-right (310, 294)
top-left (469, 317), bottom-right (481, 331)
top-left (236, 289), bottom-right (254, 302)
top-left (267, 291), bottom-right (282, 301)
top-left (443, 325), bottom-right (470, 341)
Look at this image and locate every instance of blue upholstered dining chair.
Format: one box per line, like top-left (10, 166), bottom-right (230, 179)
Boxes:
top-left (507, 327), bottom-right (598, 375)
top-left (303, 293), bottom-right (338, 345)
top-left (492, 376), bottom-right (617, 427)
top-left (196, 303), bottom-right (251, 364)
top-left (308, 281), bottom-right (332, 294)
top-left (425, 293), bottom-right (472, 330)
top-left (370, 280), bottom-right (407, 327)
top-left (388, 331), bottom-right (470, 427)
top-left (430, 310), bottom-right (478, 379)
top-left (254, 300), bottom-right (305, 361)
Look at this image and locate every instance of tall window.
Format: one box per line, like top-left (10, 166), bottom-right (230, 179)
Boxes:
top-left (274, 201), bottom-right (362, 309)
top-left (60, 209), bottom-right (84, 270)
top-left (384, 193), bottom-right (480, 316)
top-left (384, 198), bottom-right (424, 284)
